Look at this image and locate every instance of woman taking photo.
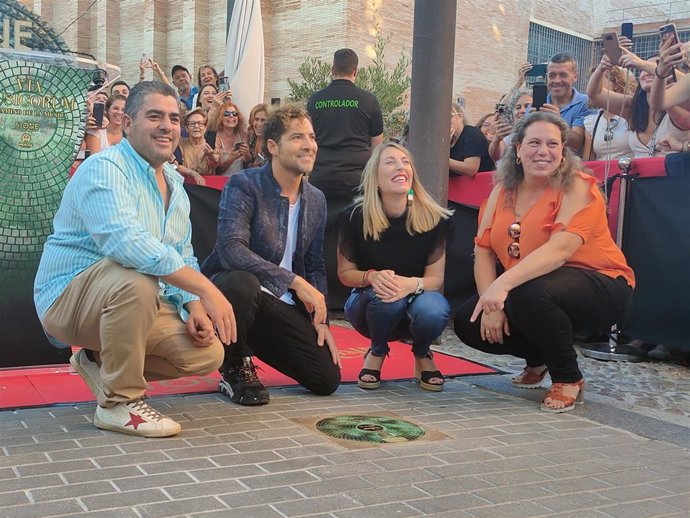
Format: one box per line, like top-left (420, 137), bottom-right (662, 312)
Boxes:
top-left (582, 65), bottom-right (636, 161)
top-left (85, 94), bottom-right (126, 155)
top-left (209, 101), bottom-right (250, 176)
top-left (337, 143), bottom-right (453, 392)
top-left (191, 65), bottom-right (220, 107)
top-left (587, 49), bottom-right (690, 157)
top-left (174, 108), bottom-right (220, 186)
top-left (454, 112), bottom-right (634, 413)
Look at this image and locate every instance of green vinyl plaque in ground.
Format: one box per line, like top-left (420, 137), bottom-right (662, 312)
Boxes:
top-left (316, 415), bottom-right (425, 443)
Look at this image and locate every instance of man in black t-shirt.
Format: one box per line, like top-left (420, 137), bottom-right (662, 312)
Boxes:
top-left (307, 49), bottom-right (384, 306)
top-left (307, 48), bottom-right (384, 194)
top-left (449, 103), bottom-right (495, 176)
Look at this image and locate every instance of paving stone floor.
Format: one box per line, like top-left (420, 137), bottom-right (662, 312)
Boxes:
top-left (1, 324), bottom-right (689, 517)
top-left (1, 377), bottom-right (689, 517)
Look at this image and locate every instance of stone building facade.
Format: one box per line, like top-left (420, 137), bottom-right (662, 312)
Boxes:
top-left (21, 0), bottom-right (690, 123)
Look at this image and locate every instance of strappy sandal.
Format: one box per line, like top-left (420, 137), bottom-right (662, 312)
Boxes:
top-left (511, 366), bottom-right (548, 389)
top-left (541, 379), bottom-right (585, 413)
top-left (358, 349), bottom-right (386, 389)
top-left (414, 352), bottom-right (444, 392)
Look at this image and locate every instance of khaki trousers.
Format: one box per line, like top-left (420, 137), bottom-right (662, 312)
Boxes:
top-left (43, 259), bottom-right (224, 407)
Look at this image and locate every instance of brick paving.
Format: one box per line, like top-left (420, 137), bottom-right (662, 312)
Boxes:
top-left (1, 375), bottom-right (689, 517)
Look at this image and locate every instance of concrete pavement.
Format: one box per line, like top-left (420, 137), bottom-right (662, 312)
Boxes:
top-left (1, 363), bottom-right (689, 517)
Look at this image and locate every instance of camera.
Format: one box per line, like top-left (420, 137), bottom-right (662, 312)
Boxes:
top-left (92, 67), bottom-right (107, 87)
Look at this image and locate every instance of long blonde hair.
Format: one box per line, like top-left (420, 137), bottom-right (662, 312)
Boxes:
top-left (352, 142), bottom-right (453, 241)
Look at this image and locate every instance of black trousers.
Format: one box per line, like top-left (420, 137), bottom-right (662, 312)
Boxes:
top-left (454, 267), bottom-right (632, 383)
top-left (212, 271), bottom-right (341, 395)
top-left (322, 191), bottom-right (357, 310)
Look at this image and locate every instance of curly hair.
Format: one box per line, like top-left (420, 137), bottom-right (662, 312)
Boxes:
top-left (262, 103), bottom-right (311, 158)
top-left (209, 101), bottom-right (246, 139)
top-left (496, 111), bottom-right (588, 192)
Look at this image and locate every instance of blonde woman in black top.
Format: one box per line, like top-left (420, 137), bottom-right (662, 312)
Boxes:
top-left (337, 142), bottom-right (453, 391)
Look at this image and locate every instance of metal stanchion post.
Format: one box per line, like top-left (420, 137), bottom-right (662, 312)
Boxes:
top-left (579, 157), bottom-right (645, 362)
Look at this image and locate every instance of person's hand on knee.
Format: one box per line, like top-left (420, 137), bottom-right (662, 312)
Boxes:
top-left (199, 286), bottom-right (237, 345)
top-left (186, 301), bottom-right (216, 347)
top-left (315, 323), bottom-right (341, 367)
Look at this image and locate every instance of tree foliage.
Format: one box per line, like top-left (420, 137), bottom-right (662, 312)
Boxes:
top-left (287, 33), bottom-right (411, 137)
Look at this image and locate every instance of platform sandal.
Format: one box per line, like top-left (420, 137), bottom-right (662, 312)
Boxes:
top-left (511, 366), bottom-right (549, 389)
top-left (414, 352), bottom-right (444, 392)
top-left (540, 379), bottom-right (585, 413)
top-left (358, 349), bottom-right (386, 389)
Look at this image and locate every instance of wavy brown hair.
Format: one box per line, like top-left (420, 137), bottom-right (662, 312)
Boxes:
top-left (496, 111), bottom-right (589, 192)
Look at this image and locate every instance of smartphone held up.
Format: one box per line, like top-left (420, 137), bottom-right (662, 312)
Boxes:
top-left (602, 32), bottom-right (623, 65)
top-left (219, 76), bottom-right (230, 92)
top-left (92, 102), bottom-right (105, 127)
top-left (532, 84), bottom-right (547, 111)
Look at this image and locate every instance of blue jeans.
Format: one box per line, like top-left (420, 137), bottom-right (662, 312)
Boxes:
top-left (344, 288), bottom-right (450, 358)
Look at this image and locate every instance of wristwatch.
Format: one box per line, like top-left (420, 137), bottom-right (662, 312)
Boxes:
top-left (414, 277), bottom-right (425, 295)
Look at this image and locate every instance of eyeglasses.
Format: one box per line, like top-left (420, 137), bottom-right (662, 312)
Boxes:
top-left (507, 221), bottom-right (521, 258)
top-left (224, 110), bottom-right (238, 117)
top-left (187, 121), bottom-right (206, 127)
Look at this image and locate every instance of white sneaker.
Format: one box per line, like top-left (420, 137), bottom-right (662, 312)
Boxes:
top-left (94, 399), bottom-right (181, 438)
top-left (70, 349), bottom-right (106, 399)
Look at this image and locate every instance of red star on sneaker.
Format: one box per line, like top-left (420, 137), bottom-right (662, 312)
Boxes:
top-left (125, 412), bottom-right (147, 430)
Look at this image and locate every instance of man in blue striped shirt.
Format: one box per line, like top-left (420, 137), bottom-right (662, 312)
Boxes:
top-left (34, 82), bottom-right (237, 438)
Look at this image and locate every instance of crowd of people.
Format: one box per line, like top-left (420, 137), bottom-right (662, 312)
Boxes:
top-left (460, 36), bottom-right (690, 174)
top-left (76, 59), bottom-right (270, 185)
top-left (34, 31), bottom-right (690, 437)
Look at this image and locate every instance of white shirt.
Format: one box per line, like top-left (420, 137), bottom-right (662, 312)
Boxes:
top-left (628, 114), bottom-right (690, 158)
top-left (260, 197), bottom-right (301, 305)
top-left (584, 112), bottom-right (632, 160)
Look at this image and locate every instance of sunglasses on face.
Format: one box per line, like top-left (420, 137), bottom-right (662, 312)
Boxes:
top-left (507, 221), bottom-right (521, 258)
top-left (224, 110), bottom-right (238, 117)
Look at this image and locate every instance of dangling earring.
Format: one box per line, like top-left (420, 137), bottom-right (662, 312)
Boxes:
top-left (407, 188), bottom-right (414, 208)
top-left (516, 157), bottom-right (522, 165)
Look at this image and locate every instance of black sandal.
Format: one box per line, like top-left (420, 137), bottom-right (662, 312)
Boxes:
top-left (358, 349), bottom-right (386, 389)
top-left (414, 352), bottom-right (444, 392)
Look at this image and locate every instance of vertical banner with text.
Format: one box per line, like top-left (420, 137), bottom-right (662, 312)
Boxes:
top-left (0, 54), bottom-right (91, 367)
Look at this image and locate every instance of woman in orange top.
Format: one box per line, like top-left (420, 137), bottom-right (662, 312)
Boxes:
top-left (454, 111), bottom-right (634, 413)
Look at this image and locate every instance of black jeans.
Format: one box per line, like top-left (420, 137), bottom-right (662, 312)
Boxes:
top-left (454, 267), bottom-right (632, 383)
top-left (212, 271), bottom-right (341, 395)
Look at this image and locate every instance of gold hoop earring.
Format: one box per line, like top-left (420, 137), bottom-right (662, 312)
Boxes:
top-left (516, 157), bottom-right (522, 165)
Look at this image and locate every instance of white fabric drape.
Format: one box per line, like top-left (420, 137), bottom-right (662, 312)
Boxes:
top-left (225, 0), bottom-right (265, 120)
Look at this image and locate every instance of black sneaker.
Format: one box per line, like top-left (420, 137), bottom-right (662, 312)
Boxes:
top-left (219, 357), bottom-right (270, 406)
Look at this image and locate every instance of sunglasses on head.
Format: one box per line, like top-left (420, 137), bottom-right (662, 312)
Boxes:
top-left (224, 110), bottom-right (238, 117)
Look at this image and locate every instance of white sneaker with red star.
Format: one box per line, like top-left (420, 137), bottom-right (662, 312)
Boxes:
top-left (94, 399), bottom-right (181, 438)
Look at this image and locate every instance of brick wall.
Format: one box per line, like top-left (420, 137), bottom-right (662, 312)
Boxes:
top-left (20, 0), bottom-right (689, 124)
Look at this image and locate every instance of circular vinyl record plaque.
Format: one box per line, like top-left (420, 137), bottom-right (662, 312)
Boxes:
top-left (315, 415), bottom-right (425, 444)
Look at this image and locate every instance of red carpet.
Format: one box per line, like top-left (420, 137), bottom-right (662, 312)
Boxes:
top-left (0, 326), bottom-right (495, 410)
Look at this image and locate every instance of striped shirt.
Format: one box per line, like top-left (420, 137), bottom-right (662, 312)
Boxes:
top-left (34, 138), bottom-right (200, 323)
